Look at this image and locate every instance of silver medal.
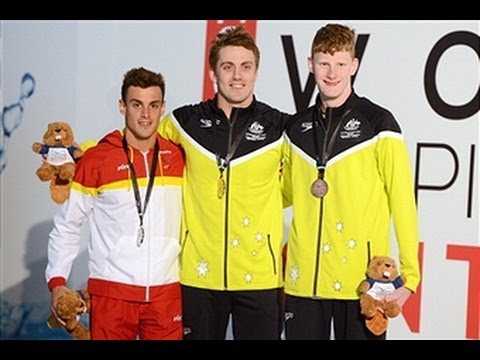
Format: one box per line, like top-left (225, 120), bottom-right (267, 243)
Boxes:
top-left (137, 226), bottom-right (145, 247)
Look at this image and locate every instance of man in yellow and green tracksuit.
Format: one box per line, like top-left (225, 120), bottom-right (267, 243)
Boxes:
top-left (282, 23), bottom-right (420, 340)
top-left (159, 26), bottom-right (291, 340)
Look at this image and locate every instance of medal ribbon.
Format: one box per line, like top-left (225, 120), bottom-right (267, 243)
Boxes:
top-left (122, 136), bottom-right (159, 247)
top-left (312, 108), bottom-right (352, 179)
top-left (215, 112), bottom-right (254, 196)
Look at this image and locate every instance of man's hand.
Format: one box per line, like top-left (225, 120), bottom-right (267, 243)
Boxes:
top-left (385, 286), bottom-right (412, 307)
top-left (50, 285), bottom-right (69, 326)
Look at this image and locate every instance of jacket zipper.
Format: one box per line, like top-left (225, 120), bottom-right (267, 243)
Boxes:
top-left (142, 150), bottom-right (151, 302)
top-left (223, 108), bottom-right (239, 289)
top-left (312, 108), bottom-right (332, 297)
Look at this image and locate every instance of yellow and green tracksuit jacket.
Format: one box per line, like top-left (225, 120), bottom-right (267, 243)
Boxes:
top-left (282, 92), bottom-right (420, 299)
top-left (159, 95), bottom-right (291, 291)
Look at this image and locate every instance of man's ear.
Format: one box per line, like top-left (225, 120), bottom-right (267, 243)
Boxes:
top-left (351, 57), bottom-right (359, 76)
top-left (119, 99), bottom-right (126, 116)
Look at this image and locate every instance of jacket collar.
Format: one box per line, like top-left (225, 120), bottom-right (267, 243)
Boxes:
top-left (208, 94), bottom-right (258, 120)
top-left (314, 91), bottom-right (358, 118)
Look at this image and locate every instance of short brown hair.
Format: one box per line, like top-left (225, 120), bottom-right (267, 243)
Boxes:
top-left (121, 67), bottom-right (165, 102)
top-left (208, 25), bottom-right (260, 70)
top-left (311, 23), bottom-right (356, 58)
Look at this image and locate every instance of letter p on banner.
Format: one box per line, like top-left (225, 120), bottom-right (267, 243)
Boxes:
top-left (202, 20), bottom-right (258, 101)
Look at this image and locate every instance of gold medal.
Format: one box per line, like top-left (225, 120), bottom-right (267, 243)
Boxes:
top-left (311, 178), bottom-right (328, 198)
top-left (217, 177), bottom-right (226, 199)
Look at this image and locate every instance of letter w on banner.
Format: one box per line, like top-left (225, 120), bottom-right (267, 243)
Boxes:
top-left (203, 20), bottom-right (258, 101)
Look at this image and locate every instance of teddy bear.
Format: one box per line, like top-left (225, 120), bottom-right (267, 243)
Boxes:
top-left (46, 288), bottom-right (90, 340)
top-left (357, 255), bottom-right (406, 336)
top-left (32, 121), bottom-right (84, 204)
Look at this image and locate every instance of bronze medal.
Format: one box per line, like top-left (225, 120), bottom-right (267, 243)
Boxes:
top-left (217, 178), bottom-right (226, 199)
top-left (311, 178), bottom-right (328, 198)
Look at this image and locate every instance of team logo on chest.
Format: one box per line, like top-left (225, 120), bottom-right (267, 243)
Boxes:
top-left (340, 117), bottom-right (361, 139)
top-left (245, 121), bottom-right (266, 141)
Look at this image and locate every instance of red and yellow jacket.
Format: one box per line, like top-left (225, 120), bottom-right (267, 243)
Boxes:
top-left (46, 129), bottom-right (184, 302)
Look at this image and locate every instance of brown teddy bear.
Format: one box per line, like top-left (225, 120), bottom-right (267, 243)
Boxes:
top-left (357, 255), bottom-right (406, 336)
top-left (32, 122), bottom-right (84, 204)
top-left (46, 288), bottom-right (90, 340)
